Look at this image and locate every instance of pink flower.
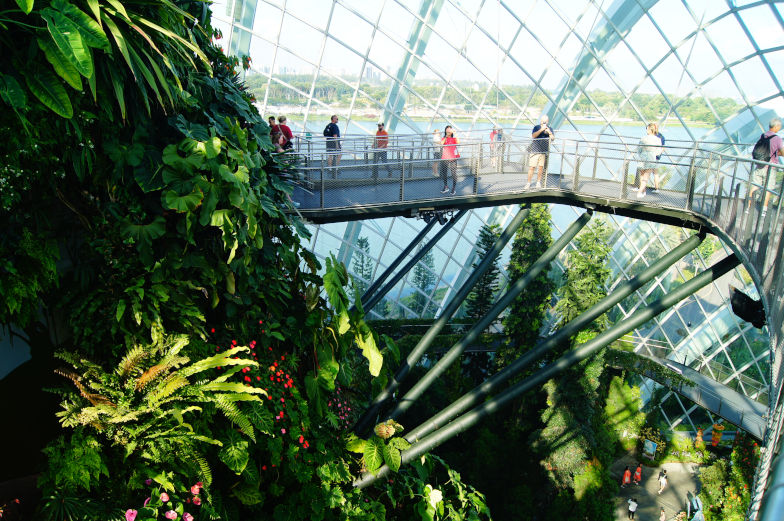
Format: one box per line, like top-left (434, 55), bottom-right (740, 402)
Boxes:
top-left (125, 509), bottom-right (138, 521)
top-left (160, 493), bottom-right (170, 502)
top-left (183, 514), bottom-right (194, 521)
top-left (192, 496), bottom-right (202, 506)
top-left (191, 484), bottom-right (201, 495)
top-left (143, 498), bottom-right (151, 507)
top-left (144, 478), bottom-right (152, 485)
top-left (281, 428), bottom-right (286, 434)
top-left (165, 510), bottom-right (178, 520)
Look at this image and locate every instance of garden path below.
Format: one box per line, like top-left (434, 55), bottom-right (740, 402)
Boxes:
top-left (612, 453), bottom-right (702, 521)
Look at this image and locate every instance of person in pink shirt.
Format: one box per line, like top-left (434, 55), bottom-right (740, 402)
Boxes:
top-left (268, 116), bottom-right (279, 135)
top-left (440, 125), bottom-right (460, 195)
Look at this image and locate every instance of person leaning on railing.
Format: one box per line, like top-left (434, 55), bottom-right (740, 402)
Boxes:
top-left (748, 117), bottom-right (784, 216)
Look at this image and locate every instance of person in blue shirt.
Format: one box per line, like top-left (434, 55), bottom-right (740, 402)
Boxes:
top-left (526, 115), bottom-right (554, 189)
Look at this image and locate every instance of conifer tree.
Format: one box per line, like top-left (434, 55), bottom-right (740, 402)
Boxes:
top-left (351, 236), bottom-right (374, 297)
top-left (465, 224), bottom-right (502, 320)
top-left (410, 247), bottom-right (436, 317)
top-left (498, 204), bottom-right (554, 369)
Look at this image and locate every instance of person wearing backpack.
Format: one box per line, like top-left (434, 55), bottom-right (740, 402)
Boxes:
top-left (749, 117), bottom-right (783, 215)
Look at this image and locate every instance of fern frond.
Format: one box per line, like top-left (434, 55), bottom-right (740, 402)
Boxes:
top-left (117, 344), bottom-right (149, 379)
top-left (213, 394), bottom-right (256, 441)
top-left (162, 334), bottom-right (190, 357)
top-left (211, 366), bottom-right (243, 383)
top-left (201, 382), bottom-right (267, 396)
top-left (146, 374), bottom-right (190, 404)
top-left (55, 368), bottom-right (115, 406)
top-left (180, 346), bottom-right (255, 378)
top-left (135, 363), bottom-right (169, 391)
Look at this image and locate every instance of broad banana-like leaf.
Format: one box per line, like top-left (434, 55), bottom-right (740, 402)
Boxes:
top-left (25, 68), bottom-right (72, 118)
top-left (0, 74), bottom-right (27, 109)
top-left (38, 37), bottom-right (82, 90)
top-left (42, 9), bottom-right (94, 78)
top-left (53, 0), bottom-right (110, 50)
top-left (15, 0), bottom-right (33, 15)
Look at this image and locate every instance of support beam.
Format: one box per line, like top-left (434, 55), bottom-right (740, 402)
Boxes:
top-left (360, 210), bottom-right (467, 313)
top-left (403, 230), bottom-right (706, 442)
top-left (387, 211), bottom-right (593, 420)
top-left (354, 254), bottom-right (739, 489)
top-left (353, 206), bottom-right (531, 435)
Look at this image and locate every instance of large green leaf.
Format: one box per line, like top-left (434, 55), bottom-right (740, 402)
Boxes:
top-left (120, 216), bottom-right (166, 245)
top-left (42, 8), bottom-right (94, 78)
top-left (356, 324), bottom-right (383, 377)
top-left (53, 0), bottom-right (110, 50)
top-left (219, 438), bottom-right (249, 474)
top-left (38, 37), bottom-right (82, 90)
top-left (15, 0), bottom-right (34, 14)
top-left (247, 402), bottom-right (273, 435)
top-left (101, 14), bottom-right (134, 76)
top-left (383, 444), bottom-right (401, 472)
top-left (0, 74), bottom-right (27, 109)
top-left (24, 68), bottom-right (72, 118)
top-left (162, 187), bottom-right (203, 212)
top-left (363, 436), bottom-right (385, 474)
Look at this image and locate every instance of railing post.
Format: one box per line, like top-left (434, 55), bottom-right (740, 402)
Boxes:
top-left (592, 142), bottom-right (599, 180)
top-left (685, 146), bottom-right (698, 211)
top-left (621, 158), bottom-right (630, 199)
top-left (400, 152), bottom-right (405, 202)
top-left (320, 156), bottom-right (325, 210)
top-left (573, 141), bottom-right (580, 191)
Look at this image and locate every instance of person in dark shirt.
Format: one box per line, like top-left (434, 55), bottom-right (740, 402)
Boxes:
top-left (651, 122), bottom-right (665, 191)
top-left (324, 115), bottom-right (342, 170)
top-left (526, 115), bottom-right (554, 189)
top-left (268, 116), bottom-right (279, 135)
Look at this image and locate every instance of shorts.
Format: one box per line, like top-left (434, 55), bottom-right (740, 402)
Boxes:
top-left (326, 140), bottom-right (341, 151)
top-left (752, 166), bottom-right (778, 191)
top-left (529, 153), bottom-right (546, 168)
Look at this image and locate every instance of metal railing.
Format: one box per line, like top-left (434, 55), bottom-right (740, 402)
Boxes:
top-left (286, 130), bottom-right (784, 520)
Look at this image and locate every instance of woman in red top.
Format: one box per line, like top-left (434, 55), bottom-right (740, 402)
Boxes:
top-left (633, 463), bottom-right (642, 485)
top-left (440, 126), bottom-right (460, 195)
top-left (621, 465), bottom-right (632, 488)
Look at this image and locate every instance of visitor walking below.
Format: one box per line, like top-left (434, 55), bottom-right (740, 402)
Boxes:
top-left (324, 115), bottom-right (342, 173)
top-left (659, 507), bottom-right (666, 521)
top-left (441, 125), bottom-right (460, 195)
top-left (372, 122), bottom-right (393, 180)
top-left (657, 469), bottom-right (668, 494)
top-left (627, 498), bottom-right (638, 520)
top-left (636, 123), bottom-right (663, 198)
top-left (526, 115), bottom-right (554, 189)
top-left (621, 465), bottom-right (632, 488)
top-left (632, 463), bottom-right (642, 485)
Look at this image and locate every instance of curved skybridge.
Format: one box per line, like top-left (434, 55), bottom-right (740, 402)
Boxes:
top-left (287, 130), bottom-right (784, 510)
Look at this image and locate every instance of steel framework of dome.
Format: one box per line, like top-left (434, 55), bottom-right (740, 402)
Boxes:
top-left (211, 1), bottom-right (784, 518)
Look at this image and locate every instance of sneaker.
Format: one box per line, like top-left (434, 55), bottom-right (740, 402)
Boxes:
top-left (535, 181), bottom-right (542, 189)
top-left (524, 182), bottom-right (531, 190)
top-left (441, 187), bottom-right (449, 193)
top-left (450, 190), bottom-right (456, 195)
top-left (637, 191), bottom-right (645, 198)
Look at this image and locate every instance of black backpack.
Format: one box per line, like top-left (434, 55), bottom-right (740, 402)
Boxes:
top-left (752, 133), bottom-right (773, 162)
top-left (323, 124), bottom-right (331, 137)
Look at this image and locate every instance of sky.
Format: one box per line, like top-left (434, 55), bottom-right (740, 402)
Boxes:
top-left (210, 0), bottom-right (784, 112)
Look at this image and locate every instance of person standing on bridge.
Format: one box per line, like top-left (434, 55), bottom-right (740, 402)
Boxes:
top-left (324, 115), bottom-right (342, 174)
top-left (441, 125), bottom-right (460, 195)
top-left (635, 123), bottom-right (663, 199)
top-left (748, 117), bottom-right (783, 216)
top-left (651, 122), bottom-right (665, 191)
top-left (526, 115), bottom-right (554, 189)
top-left (278, 115), bottom-right (294, 150)
top-left (372, 122), bottom-right (394, 180)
